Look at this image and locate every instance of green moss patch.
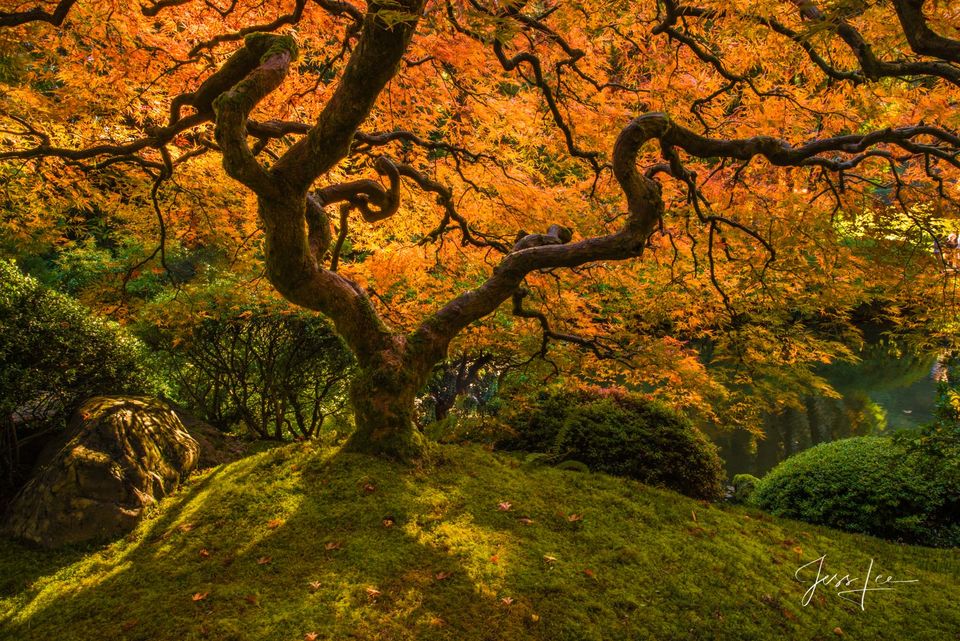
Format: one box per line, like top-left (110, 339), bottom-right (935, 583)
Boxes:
top-left (1, 444), bottom-right (957, 640)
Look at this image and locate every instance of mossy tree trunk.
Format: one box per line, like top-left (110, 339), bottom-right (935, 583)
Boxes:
top-left (345, 357), bottom-right (428, 460)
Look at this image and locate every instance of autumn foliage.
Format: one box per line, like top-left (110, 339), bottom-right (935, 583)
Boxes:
top-left (1, 0), bottom-right (959, 456)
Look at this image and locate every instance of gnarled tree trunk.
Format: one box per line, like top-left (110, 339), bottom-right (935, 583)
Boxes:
top-left (345, 355), bottom-right (428, 460)
top-left (205, 14), bottom-right (699, 462)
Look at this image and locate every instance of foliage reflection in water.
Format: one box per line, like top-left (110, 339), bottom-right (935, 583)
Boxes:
top-left (716, 347), bottom-right (939, 476)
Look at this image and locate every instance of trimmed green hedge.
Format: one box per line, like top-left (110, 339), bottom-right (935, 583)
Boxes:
top-left (500, 388), bottom-right (725, 500)
top-left (752, 436), bottom-right (959, 547)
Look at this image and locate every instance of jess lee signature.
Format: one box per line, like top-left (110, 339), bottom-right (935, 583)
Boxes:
top-left (795, 555), bottom-right (919, 610)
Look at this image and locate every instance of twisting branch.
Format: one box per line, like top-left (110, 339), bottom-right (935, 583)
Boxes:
top-left (391, 161), bottom-right (513, 253)
top-left (171, 35), bottom-right (297, 126)
top-left (187, 0), bottom-right (310, 57)
top-left (267, 0), bottom-right (425, 192)
top-left (791, 0), bottom-right (960, 86)
top-left (512, 288), bottom-right (629, 362)
top-left (661, 0), bottom-right (960, 88)
top-left (445, 0), bottom-right (603, 174)
top-left (411, 109), bottom-right (960, 362)
top-left (0, 113), bottom-right (206, 163)
top-left (491, 40), bottom-right (602, 172)
top-left (329, 203), bottom-right (351, 271)
top-left (892, 0), bottom-right (960, 64)
top-left (212, 33), bottom-right (299, 197)
top-left (411, 113), bottom-right (670, 363)
top-left (316, 156), bottom-right (401, 222)
top-left (653, 0), bottom-right (865, 124)
top-left (201, 2), bottom-right (427, 366)
top-left (0, 0), bottom-right (78, 27)
top-left (314, 0), bottom-right (363, 24)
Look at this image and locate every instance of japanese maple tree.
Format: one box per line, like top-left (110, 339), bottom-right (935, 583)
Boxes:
top-left (1, 0), bottom-right (959, 458)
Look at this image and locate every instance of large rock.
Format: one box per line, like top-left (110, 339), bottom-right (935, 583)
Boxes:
top-left (4, 396), bottom-right (200, 548)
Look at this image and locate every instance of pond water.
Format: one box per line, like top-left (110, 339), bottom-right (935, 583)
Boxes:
top-left (714, 348), bottom-right (941, 477)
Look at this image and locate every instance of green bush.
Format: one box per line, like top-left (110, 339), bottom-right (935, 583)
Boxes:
top-left (143, 304), bottom-right (354, 441)
top-left (0, 260), bottom-right (162, 493)
top-left (730, 474), bottom-right (760, 504)
top-left (894, 366), bottom-right (960, 497)
top-left (500, 387), bottom-right (726, 500)
top-left (752, 436), bottom-right (959, 547)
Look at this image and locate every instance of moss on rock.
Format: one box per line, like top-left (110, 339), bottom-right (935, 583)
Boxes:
top-left (3, 397), bottom-right (199, 548)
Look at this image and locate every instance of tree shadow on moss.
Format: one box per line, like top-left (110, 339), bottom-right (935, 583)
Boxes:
top-left (0, 539), bottom-right (89, 599)
top-left (3, 443), bottom-right (959, 641)
top-left (0, 446), bottom-right (552, 641)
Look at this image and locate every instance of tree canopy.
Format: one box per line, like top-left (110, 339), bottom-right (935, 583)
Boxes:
top-left (1, 0), bottom-right (959, 456)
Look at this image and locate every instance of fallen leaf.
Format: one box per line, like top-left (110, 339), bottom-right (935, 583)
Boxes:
top-left (179, 523), bottom-right (195, 533)
top-left (501, 597), bottom-right (514, 606)
top-left (543, 555), bottom-right (558, 564)
top-left (121, 620), bottom-right (139, 631)
top-left (365, 587), bottom-right (381, 599)
top-left (198, 548), bottom-right (210, 559)
top-left (518, 517), bottom-right (534, 525)
top-left (833, 628), bottom-right (843, 637)
top-left (363, 483), bottom-right (376, 493)
top-left (583, 568), bottom-right (595, 578)
top-left (244, 594), bottom-right (259, 606)
top-left (382, 517), bottom-right (395, 528)
top-left (192, 592), bottom-right (208, 602)
top-left (434, 571), bottom-right (453, 581)
top-left (530, 614), bottom-right (540, 623)
top-left (497, 501), bottom-right (512, 511)
top-left (267, 518), bottom-right (283, 529)
top-left (257, 556), bottom-right (272, 565)
top-left (324, 541), bottom-right (342, 551)
top-left (567, 513), bottom-right (583, 522)
top-left (309, 580), bottom-right (322, 591)
top-left (691, 510), bottom-right (697, 522)
top-left (490, 555), bottom-right (499, 564)
top-left (304, 633), bottom-right (319, 641)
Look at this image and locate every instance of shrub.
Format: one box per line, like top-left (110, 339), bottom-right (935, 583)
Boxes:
top-left (0, 260), bottom-right (162, 493)
top-left (895, 364), bottom-right (960, 496)
top-left (730, 474), bottom-right (760, 504)
top-left (751, 436), bottom-right (959, 547)
top-left (500, 387), bottom-right (726, 500)
top-left (146, 305), bottom-right (354, 441)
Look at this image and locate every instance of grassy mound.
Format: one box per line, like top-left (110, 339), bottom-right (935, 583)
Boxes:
top-left (0, 444), bottom-right (957, 640)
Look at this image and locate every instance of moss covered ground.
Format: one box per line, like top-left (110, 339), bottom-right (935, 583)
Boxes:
top-left (1, 443), bottom-right (957, 640)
